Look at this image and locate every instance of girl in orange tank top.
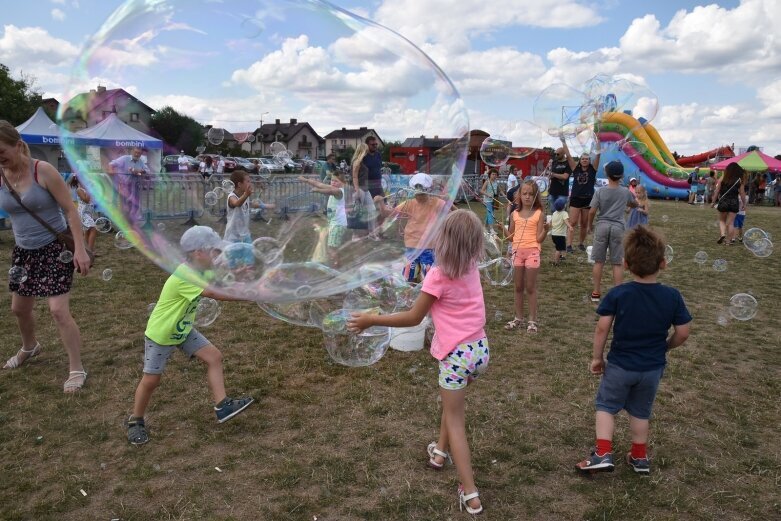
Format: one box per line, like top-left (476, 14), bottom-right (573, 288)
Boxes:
top-left (504, 180), bottom-right (550, 333)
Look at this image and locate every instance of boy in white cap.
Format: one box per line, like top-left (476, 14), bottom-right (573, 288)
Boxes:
top-left (376, 173), bottom-right (453, 282)
top-left (126, 226), bottom-right (254, 445)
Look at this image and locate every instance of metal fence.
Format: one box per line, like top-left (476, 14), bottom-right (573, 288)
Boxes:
top-left (0, 172), bottom-right (485, 233)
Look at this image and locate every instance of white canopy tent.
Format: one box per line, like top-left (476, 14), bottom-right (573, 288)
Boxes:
top-left (15, 107), bottom-right (65, 170)
top-left (72, 114), bottom-right (163, 173)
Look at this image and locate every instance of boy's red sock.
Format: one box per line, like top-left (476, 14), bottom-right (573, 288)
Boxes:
top-left (595, 439), bottom-right (612, 456)
top-left (631, 443), bottom-right (647, 459)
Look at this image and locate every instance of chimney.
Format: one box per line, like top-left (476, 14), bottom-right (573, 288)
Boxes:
top-left (290, 118), bottom-right (297, 125)
top-left (275, 119), bottom-right (280, 125)
top-left (342, 127), bottom-right (346, 131)
top-left (97, 85), bottom-right (106, 93)
top-left (434, 135), bottom-right (438, 139)
top-left (360, 126), bottom-right (367, 130)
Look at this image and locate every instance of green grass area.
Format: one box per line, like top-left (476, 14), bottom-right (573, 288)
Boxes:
top-left (0, 200), bottom-right (779, 520)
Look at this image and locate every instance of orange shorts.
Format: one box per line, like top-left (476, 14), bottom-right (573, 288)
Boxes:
top-left (512, 247), bottom-right (540, 268)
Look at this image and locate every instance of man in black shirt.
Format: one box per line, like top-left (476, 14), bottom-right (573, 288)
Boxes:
top-left (548, 147), bottom-right (571, 214)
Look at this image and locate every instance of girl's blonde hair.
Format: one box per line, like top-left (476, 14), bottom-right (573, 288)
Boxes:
top-left (635, 184), bottom-right (648, 200)
top-left (434, 209), bottom-right (484, 280)
top-left (514, 179), bottom-right (543, 211)
top-left (352, 143), bottom-right (368, 167)
top-left (0, 120), bottom-right (31, 158)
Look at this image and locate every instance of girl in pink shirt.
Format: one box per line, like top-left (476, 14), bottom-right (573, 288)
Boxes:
top-left (348, 210), bottom-right (488, 515)
top-left (505, 180), bottom-right (550, 333)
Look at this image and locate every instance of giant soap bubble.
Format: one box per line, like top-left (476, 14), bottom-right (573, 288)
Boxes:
top-left (60, 0), bottom-right (469, 313)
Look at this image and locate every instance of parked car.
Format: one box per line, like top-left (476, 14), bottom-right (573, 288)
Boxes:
top-left (196, 154), bottom-right (236, 173)
top-left (252, 157), bottom-right (285, 174)
top-left (162, 154), bottom-right (199, 172)
top-left (228, 156), bottom-right (259, 174)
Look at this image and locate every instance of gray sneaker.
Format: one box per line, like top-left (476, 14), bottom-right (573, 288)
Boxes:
top-left (127, 417), bottom-right (149, 445)
top-left (626, 453), bottom-right (650, 474)
top-left (215, 396), bottom-right (254, 423)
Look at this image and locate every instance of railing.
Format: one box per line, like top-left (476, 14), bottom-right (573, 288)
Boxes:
top-left (0, 172), bottom-right (483, 233)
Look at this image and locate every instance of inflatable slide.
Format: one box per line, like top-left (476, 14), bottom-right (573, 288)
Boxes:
top-left (596, 112), bottom-right (727, 199)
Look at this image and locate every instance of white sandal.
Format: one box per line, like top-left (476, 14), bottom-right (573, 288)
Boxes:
top-left (458, 484), bottom-right (483, 515)
top-left (63, 370), bottom-right (88, 393)
top-left (427, 441), bottom-right (452, 470)
top-left (3, 342), bottom-right (42, 369)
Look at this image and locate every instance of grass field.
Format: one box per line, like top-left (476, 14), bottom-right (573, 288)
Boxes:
top-left (0, 200), bottom-right (779, 521)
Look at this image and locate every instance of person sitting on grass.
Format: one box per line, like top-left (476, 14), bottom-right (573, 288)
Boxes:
top-left (576, 225), bottom-right (691, 475)
top-left (126, 226), bottom-right (254, 446)
top-left (587, 161), bottom-right (638, 303)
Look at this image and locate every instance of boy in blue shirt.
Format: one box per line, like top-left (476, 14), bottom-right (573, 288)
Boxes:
top-left (126, 226), bottom-right (254, 445)
top-left (576, 225), bottom-right (691, 474)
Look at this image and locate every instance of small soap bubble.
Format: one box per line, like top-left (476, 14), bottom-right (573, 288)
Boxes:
top-left (222, 180), bottom-right (235, 192)
top-left (114, 231), bottom-right (133, 249)
top-left (728, 293), bottom-right (758, 321)
top-left (664, 245), bottom-right (674, 264)
top-left (194, 298), bottom-right (221, 327)
top-left (101, 269), bottom-right (113, 281)
top-left (694, 251), bottom-right (708, 264)
top-left (58, 250), bottom-right (74, 263)
top-left (494, 310), bottom-right (503, 322)
top-left (712, 259), bottom-right (727, 272)
top-left (661, 215), bottom-right (669, 223)
top-left (204, 191), bottom-right (218, 206)
top-left (207, 127), bottom-right (224, 145)
top-left (156, 222), bottom-right (166, 231)
top-left (716, 312), bottom-right (729, 327)
top-left (9, 266), bottom-right (28, 284)
top-left (95, 217), bottom-right (112, 233)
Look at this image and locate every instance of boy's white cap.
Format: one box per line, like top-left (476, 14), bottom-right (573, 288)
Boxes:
top-left (629, 177), bottom-right (637, 182)
top-left (409, 172), bottom-right (433, 189)
top-left (180, 226), bottom-right (229, 252)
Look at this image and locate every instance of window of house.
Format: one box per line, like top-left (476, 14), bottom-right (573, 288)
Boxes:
top-left (130, 113), bottom-right (139, 122)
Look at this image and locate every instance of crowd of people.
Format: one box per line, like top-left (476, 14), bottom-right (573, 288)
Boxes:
top-left (5, 120), bottom-right (777, 515)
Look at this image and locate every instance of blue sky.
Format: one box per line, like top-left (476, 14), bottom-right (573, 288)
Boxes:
top-left (2, 0), bottom-right (779, 155)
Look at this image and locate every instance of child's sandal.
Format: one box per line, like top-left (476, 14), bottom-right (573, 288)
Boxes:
top-left (527, 321), bottom-right (539, 333)
top-left (504, 318), bottom-right (524, 330)
top-left (427, 442), bottom-right (451, 470)
top-left (127, 417), bottom-right (149, 445)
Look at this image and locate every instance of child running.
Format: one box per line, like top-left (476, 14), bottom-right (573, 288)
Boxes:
top-left (576, 225), bottom-right (691, 474)
top-left (126, 226), bottom-right (254, 445)
top-left (626, 184), bottom-right (649, 229)
top-left (550, 196), bottom-right (573, 265)
top-left (587, 161), bottom-right (638, 302)
top-left (299, 171), bottom-right (348, 264)
top-left (348, 210), bottom-right (488, 515)
top-left (504, 179), bottom-right (549, 333)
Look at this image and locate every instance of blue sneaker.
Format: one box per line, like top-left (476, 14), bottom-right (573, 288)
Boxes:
top-left (576, 450), bottom-right (614, 473)
top-left (214, 396), bottom-right (254, 423)
top-left (626, 453), bottom-right (651, 474)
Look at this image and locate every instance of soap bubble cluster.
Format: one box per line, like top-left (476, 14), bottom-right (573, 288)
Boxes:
top-left (743, 228), bottom-right (773, 258)
top-left (58, 0), bottom-right (468, 366)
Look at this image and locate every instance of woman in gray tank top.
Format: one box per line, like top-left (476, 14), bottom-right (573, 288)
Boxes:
top-left (0, 120), bottom-right (90, 392)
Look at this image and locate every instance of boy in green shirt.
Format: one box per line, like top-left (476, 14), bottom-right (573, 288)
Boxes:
top-left (127, 226), bottom-right (254, 445)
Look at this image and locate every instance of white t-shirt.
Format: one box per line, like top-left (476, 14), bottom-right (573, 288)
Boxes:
top-left (224, 192), bottom-right (250, 241)
top-left (326, 188), bottom-right (347, 227)
top-left (507, 173), bottom-right (518, 191)
top-left (177, 155), bottom-right (188, 172)
top-left (216, 158), bottom-right (225, 174)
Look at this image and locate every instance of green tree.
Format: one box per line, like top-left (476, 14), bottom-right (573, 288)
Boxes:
top-left (0, 64), bottom-right (43, 125)
top-left (149, 106), bottom-right (204, 156)
top-left (381, 140), bottom-right (402, 162)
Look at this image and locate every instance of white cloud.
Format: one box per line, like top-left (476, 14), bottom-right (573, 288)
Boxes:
top-left (50, 0), bottom-right (66, 4)
top-left (51, 8), bottom-right (66, 21)
top-left (618, 1), bottom-right (781, 79)
top-left (758, 80), bottom-right (781, 119)
top-left (0, 24), bottom-right (79, 66)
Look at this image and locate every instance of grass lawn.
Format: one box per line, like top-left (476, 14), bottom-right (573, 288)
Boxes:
top-left (0, 200), bottom-right (779, 520)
